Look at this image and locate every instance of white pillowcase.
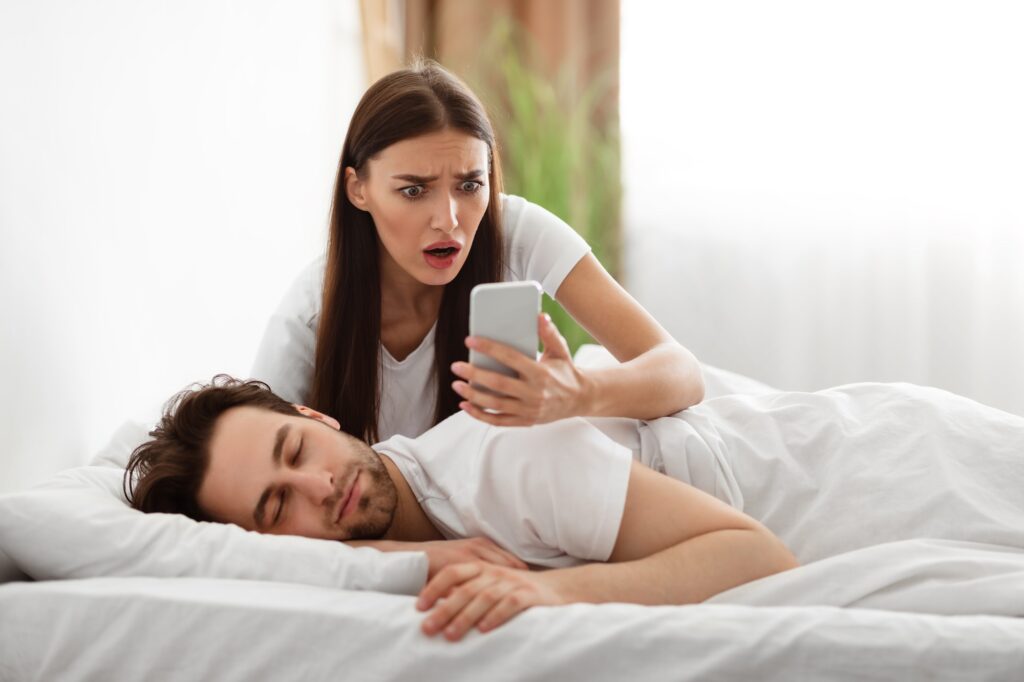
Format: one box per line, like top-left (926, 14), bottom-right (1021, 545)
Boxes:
top-left (0, 464), bottom-right (427, 592)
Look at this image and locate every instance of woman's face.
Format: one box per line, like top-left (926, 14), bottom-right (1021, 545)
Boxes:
top-left (346, 128), bottom-right (491, 288)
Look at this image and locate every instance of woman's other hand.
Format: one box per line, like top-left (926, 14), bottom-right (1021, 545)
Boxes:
top-left (451, 313), bottom-right (591, 426)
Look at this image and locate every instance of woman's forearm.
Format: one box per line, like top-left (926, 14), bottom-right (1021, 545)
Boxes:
top-left (581, 342), bottom-right (705, 419)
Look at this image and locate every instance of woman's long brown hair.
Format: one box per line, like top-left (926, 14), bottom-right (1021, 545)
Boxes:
top-left (311, 62), bottom-right (505, 443)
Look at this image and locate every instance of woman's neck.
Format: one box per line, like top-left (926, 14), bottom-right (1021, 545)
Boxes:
top-left (379, 247), bottom-right (443, 323)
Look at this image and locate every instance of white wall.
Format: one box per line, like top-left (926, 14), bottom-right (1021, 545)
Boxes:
top-left (0, 1), bottom-right (366, 493)
top-left (621, 1), bottom-right (1024, 416)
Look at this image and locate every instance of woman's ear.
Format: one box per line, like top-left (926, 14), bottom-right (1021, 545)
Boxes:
top-left (345, 167), bottom-right (369, 211)
top-left (294, 405), bottom-right (341, 431)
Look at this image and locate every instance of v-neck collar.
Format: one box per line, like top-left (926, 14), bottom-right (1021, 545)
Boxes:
top-left (381, 321), bottom-right (438, 366)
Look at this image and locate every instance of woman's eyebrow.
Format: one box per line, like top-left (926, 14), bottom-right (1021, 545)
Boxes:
top-left (392, 173), bottom-right (436, 183)
top-left (253, 423), bottom-right (291, 528)
top-left (391, 169), bottom-right (484, 182)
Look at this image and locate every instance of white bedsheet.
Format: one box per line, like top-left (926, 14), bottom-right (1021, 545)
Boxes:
top-left (2, 576), bottom-right (1022, 681)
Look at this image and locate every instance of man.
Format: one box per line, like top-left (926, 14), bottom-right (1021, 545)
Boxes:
top-left (126, 375), bottom-right (798, 641)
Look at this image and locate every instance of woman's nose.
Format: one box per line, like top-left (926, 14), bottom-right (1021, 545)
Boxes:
top-left (430, 193), bottom-right (459, 233)
top-left (289, 469), bottom-right (335, 505)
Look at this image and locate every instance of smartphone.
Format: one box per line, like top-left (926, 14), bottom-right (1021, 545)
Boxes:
top-left (469, 281), bottom-right (542, 390)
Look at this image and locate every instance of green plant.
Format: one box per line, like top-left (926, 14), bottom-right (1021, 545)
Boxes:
top-left (465, 19), bottom-right (622, 354)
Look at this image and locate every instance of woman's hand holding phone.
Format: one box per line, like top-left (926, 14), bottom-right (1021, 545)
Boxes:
top-left (451, 313), bottom-right (591, 426)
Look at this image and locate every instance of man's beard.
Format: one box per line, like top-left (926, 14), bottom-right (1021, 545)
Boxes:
top-left (341, 441), bottom-right (398, 540)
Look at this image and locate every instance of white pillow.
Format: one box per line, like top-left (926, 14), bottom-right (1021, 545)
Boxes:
top-left (89, 405), bottom-right (160, 470)
top-left (0, 465), bottom-right (427, 594)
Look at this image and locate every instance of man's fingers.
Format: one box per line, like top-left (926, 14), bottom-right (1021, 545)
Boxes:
top-left (439, 583), bottom-right (516, 641)
top-left (478, 546), bottom-right (528, 570)
top-left (420, 574), bottom-right (495, 637)
top-left (417, 562), bottom-right (482, 611)
top-left (477, 591), bottom-right (531, 633)
top-left (493, 550), bottom-right (528, 571)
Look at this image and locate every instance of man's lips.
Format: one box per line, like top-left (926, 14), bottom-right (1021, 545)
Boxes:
top-left (334, 469), bottom-right (360, 524)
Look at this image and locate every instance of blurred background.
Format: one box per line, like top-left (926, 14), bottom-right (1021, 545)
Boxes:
top-left (1, 0), bottom-right (1021, 493)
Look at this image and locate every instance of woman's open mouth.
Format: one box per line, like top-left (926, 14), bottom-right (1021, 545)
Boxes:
top-left (423, 241), bottom-right (461, 269)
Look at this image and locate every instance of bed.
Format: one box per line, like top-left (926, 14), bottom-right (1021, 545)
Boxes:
top-left (2, 349), bottom-right (1023, 681)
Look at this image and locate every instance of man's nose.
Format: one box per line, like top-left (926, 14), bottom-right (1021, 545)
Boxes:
top-left (288, 469), bottom-right (335, 506)
top-left (429, 193), bottom-right (459, 233)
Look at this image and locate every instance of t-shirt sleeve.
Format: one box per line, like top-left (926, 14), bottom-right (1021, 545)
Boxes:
top-left (502, 194), bottom-right (592, 298)
top-left (476, 418), bottom-right (633, 562)
top-left (249, 258), bottom-right (324, 405)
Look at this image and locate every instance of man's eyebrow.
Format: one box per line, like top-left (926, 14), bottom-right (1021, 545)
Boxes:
top-left (253, 423), bottom-right (290, 528)
top-left (272, 423), bottom-right (290, 466)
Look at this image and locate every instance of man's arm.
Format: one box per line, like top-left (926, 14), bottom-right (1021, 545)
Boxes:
top-left (541, 460), bottom-right (798, 605)
top-left (417, 461), bottom-right (798, 640)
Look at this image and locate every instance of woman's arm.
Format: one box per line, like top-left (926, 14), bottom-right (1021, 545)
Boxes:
top-left (452, 253), bottom-right (704, 424)
top-left (555, 253), bottom-right (705, 418)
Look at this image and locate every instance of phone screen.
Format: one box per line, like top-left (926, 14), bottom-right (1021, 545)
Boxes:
top-left (468, 281), bottom-right (541, 386)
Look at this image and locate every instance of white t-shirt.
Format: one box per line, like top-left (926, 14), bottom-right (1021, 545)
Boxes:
top-left (251, 194), bottom-right (591, 440)
top-left (373, 403), bottom-right (751, 567)
top-left (374, 412), bottom-right (638, 568)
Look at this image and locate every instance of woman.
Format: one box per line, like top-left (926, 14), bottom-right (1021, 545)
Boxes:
top-left (252, 61), bottom-right (704, 445)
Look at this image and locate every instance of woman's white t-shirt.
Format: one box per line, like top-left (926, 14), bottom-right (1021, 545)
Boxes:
top-left (250, 194), bottom-right (591, 441)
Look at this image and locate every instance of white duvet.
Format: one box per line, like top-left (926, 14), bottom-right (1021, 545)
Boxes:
top-left (671, 381), bottom-right (1024, 616)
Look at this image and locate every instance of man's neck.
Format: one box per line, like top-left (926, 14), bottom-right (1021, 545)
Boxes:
top-left (379, 454), bottom-right (445, 542)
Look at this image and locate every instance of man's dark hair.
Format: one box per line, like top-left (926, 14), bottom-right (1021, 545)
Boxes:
top-left (123, 375), bottom-right (301, 521)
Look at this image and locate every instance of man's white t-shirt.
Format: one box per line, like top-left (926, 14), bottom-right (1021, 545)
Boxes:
top-left (374, 412), bottom-right (639, 568)
top-left (251, 194), bottom-right (591, 441)
top-left (373, 408), bottom-right (744, 569)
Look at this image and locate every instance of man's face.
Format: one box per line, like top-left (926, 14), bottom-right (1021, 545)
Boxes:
top-left (197, 406), bottom-right (397, 541)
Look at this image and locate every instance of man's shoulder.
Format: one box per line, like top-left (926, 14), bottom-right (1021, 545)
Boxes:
top-left (477, 417), bottom-right (633, 480)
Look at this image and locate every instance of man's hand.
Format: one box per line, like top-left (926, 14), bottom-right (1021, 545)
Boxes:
top-left (348, 537), bottom-right (528, 580)
top-left (417, 537), bottom-right (528, 580)
top-left (416, 561), bottom-right (565, 641)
